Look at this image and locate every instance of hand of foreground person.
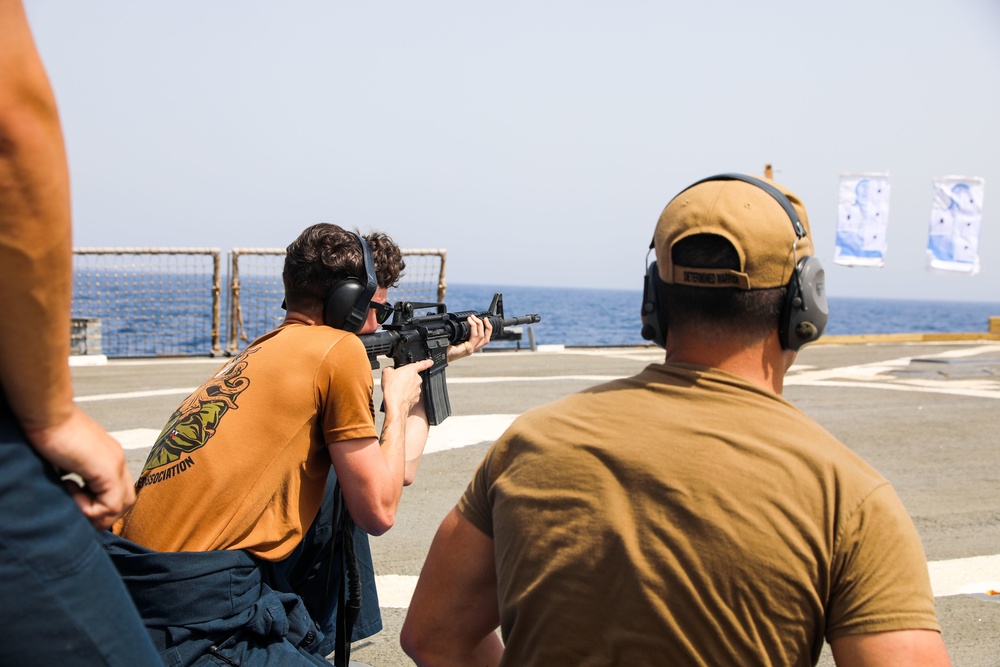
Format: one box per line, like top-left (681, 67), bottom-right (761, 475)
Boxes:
top-left (26, 406), bottom-right (136, 530)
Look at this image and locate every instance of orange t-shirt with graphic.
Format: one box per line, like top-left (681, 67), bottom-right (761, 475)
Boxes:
top-left (114, 323), bottom-right (376, 561)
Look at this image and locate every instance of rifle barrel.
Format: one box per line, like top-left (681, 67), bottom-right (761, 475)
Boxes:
top-left (360, 310), bottom-right (542, 360)
top-left (498, 314), bottom-right (541, 327)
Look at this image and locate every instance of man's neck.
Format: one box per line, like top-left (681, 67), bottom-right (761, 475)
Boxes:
top-left (664, 330), bottom-right (794, 395)
top-left (281, 310), bottom-right (319, 327)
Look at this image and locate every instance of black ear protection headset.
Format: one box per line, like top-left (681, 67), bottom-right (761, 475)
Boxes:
top-left (322, 232), bottom-right (378, 332)
top-left (640, 173), bottom-right (828, 352)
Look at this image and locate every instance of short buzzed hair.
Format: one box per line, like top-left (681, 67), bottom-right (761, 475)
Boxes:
top-left (660, 234), bottom-right (786, 341)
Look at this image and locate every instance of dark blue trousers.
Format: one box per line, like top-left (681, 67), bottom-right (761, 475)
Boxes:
top-left (103, 532), bottom-right (330, 667)
top-left (268, 472), bottom-right (383, 657)
top-left (102, 469), bottom-right (383, 665)
top-left (0, 401), bottom-right (162, 666)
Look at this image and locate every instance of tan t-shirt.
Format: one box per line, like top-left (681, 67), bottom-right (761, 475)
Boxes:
top-left (115, 323), bottom-right (376, 561)
top-left (459, 362), bottom-right (939, 667)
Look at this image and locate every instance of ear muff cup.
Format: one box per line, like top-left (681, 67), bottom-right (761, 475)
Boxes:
top-left (640, 260), bottom-right (668, 349)
top-left (324, 279), bottom-right (369, 331)
top-left (323, 233), bottom-right (377, 332)
top-left (780, 255), bottom-right (828, 351)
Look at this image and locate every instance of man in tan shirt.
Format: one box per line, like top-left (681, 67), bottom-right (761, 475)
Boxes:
top-left (402, 174), bottom-right (951, 666)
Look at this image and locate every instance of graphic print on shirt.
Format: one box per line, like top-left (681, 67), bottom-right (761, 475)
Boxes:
top-left (140, 347), bottom-right (258, 477)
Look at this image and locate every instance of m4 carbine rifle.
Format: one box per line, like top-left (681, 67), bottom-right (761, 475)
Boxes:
top-left (358, 293), bottom-right (541, 425)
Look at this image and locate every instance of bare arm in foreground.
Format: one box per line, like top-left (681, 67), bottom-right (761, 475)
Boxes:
top-left (401, 507), bottom-right (503, 666)
top-left (327, 358), bottom-right (433, 536)
top-left (830, 629), bottom-right (950, 667)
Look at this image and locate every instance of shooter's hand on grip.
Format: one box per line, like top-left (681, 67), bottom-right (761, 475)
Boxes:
top-left (380, 358), bottom-right (434, 485)
top-left (381, 358), bottom-right (434, 420)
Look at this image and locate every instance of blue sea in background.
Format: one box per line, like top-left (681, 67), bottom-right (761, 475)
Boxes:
top-left (73, 277), bottom-right (1000, 356)
top-left (442, 284), bottom-right (1000, 347)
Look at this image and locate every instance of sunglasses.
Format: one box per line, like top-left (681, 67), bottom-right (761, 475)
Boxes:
top-left (370, 300), bottom-right (394, 324)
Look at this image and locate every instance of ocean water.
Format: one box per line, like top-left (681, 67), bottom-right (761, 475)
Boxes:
top-left (73, 278), bottom-right (1000, 357)
top-left (443, 284), bottom-right (1000, 348)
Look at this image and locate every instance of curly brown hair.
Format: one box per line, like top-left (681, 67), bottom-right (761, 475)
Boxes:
top-left (282, 223), bottom-right (405, 311)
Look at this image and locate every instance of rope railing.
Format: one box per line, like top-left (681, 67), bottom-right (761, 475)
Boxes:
top-left (71, 247), bottom-right (447, 358)
top-left (72, 248), bottom-right (223, 357)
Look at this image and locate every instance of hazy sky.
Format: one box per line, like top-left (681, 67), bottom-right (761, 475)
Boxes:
top-left (25, 1), bottom-right (1000, 301)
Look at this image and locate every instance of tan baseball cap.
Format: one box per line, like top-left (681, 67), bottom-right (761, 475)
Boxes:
top-left (653, 175), bottom-right (815, 290)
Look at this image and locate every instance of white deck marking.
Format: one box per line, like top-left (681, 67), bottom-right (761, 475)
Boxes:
top-left (423, 415), bottom-right (518, 453)
top-left (928, 554), bottom-right (1000, 598)
top-left (375, 575), bottom-right (421, 609)
top-left (112, 428), bottom-right (162, 450)
top-left (111, 416), bottom-right (518, 453)
top-left (81, 344), bottom-right (1000, 405)
top-left (786, 344), bottom-right (1000, 399)
top-left (376, 555), bottom-right (1000, 609)
top-left (785, 378), bottom-right (1000, 400)
top-left (76, 375), bottom-right (620, 404)
top-left (448, 375), bottom-right (617, 384)
top-left (76, 387), bottom-right (196, 402)
top-left (100, 345), bottom-right (1000, 451)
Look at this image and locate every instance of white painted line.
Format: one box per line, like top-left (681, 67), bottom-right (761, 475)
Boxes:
top-left (75, 375), bottom-right (623, 405)
top-left (69, 354), bottom-right (108, 367)
top-left (784, 345), bottom-right (1000, 399)
top-left (784, 378), bottom-right (1000, 400)
top-left (376, 555), bottom-right (1000, 609)
top-left (76, 388), bottom-right (196, 403)
top-left (375, 575), bottom-right (419, 608)
top-left (787, 357), bottom-right (914, 382)
top-left (564, 348), bottom-right (663, 359)
top-left (917, 344), bottom-right (1000, 360)
top-left (448, 375), bottom-right (619, 384)
top-left (928, 554), bottom-right (1000, 597)
top-left (111, 428), bottom-right (162, 450)
top-left (110, 415), bottom-right (520, 454)
top-left (424, 415), bottom-right (518, 453)
top-left (787, 344), bottom-right (1000, 386)
top-left (100, 358), bottom-right (228, 366)
top-left (788, 364), bottom-right (818, 372)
